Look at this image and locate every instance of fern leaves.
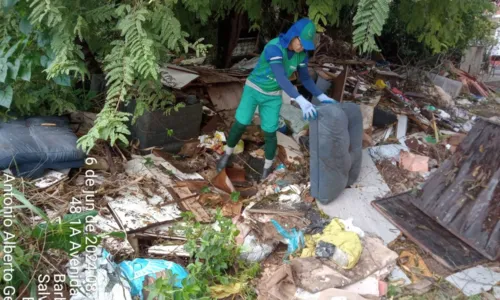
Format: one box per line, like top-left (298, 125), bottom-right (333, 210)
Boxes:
top-left (28, 0), bottom-right (64, 27)
top-left (117, 8), bottom-right (158, 80)
top-left (352, 0), bottom-right (391, 53)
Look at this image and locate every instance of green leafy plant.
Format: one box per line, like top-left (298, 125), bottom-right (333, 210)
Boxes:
top-left (147, 211), bottom-right (260, 299)
top-left (143, 156), bottom-right (155, 167)
top-left (0, 183), bottom-right (125, 298)
top-left (1, 0), bottom-right (495, 152)
top-left (352, 0), bottom-right (391, 53)
top-left (230, 191), bottom-right (241, 203)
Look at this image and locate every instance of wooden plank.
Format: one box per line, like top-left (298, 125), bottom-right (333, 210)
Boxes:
top-left (372, 193), bottom-right (487, 271)
top-left (207, 83), bottom-right (243, 111)
top-left (332, 65), bottom-right (349, 102)
top-left (190, 67), bottom-right (242, 84)
top-left (411, 119), bottom-right (500, 260)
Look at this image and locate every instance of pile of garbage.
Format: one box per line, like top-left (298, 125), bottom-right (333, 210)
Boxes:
top-left (3, 31), bottom-right (500, 300)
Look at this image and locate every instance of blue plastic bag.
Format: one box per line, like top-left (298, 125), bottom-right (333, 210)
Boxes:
top-left (119, 258), bottom-right (188, 299)
top-left (271, 219), bottom-right (305, 259)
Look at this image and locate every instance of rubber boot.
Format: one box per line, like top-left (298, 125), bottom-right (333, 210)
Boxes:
top-left (216, 153), bottom-right (232, 173)
top-left (261, 167), bottom-right (272, 181)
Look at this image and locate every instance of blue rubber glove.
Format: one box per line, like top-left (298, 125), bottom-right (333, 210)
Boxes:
top-left (293, 95), bottom-right (317, 121)
top-left (317, 93), bottom-right (337, 104)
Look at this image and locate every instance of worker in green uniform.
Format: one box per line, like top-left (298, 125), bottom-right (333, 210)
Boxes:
top-left (217, 18), bottom-right (336, 180)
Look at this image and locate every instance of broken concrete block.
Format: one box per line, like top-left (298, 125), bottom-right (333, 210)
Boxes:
top-left (389, 266), bottom-right (412, 285)
top-left (445, 266), bottom-right (500, 297)
top-left (343, 276), bottom-right (387, 298)
top-left (399, 151), bottom-right (429, 173)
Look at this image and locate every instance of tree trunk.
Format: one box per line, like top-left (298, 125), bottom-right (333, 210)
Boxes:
top-left (215, 11), bottom-right (243, 69)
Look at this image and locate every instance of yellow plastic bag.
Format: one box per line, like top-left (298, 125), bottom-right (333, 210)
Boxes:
top-left (234, 139), bottom-right (244, 155)
top-left (301, 219), bottom-right (362, 269)
top-left (375, 79), bottom-right (387, 90)
top-left (210, 283), bottom-right (242, 299)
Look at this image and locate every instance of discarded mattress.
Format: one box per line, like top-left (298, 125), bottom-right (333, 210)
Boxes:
top-left (0, 116), bottom-right (85, 178)
top-left (310, 103), bottom-right (363, 203)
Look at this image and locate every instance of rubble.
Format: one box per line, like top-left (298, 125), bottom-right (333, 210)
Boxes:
top-left (6, 28), bottom-right (500, 300)
top-left (445, 266), bottom-right (500, 297)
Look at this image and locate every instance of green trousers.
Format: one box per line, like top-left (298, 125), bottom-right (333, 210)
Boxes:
top-left (227, 85), bottom-right (281, 161)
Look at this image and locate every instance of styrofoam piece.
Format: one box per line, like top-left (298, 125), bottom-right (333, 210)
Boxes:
top-left (160, 161), bottom-right (204, 181)
top-left (368, 144), bottom-right (409, 162)
top-left (428, 73), bottom-right (463, 98)
top-left (317, 150), bottom-right (399, 244)
top-left (108, 185), bottom-right (181, 232)
top-left (281, 103), bottom-right (308, 133)
top-left (33, 169), bottom-right (70, 188)
top-left (445, 266), bottom-right (500, 296)
top-left (396, 115), bottom-right (408, 140)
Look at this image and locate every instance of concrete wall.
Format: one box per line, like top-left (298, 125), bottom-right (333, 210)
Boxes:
top-left (460, 46), bottom-right (485, 76)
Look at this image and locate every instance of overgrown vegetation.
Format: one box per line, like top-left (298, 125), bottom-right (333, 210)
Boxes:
top-left (146, 210), bottom-right (260, 299)
top-left (0, 0), bottom-right (495, 153)
top-left (0, 180), bottom-right (122, 298)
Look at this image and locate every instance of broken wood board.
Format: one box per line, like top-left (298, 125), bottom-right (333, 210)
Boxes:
top-left (317, 150), bottom-right (400, 244)
top-left (148, 245), bottom-right (189, 257)
top-left (125, 154), bottom-right (175, 186)
top-left (160, 64), bottom-right (199, 89)
top-left (372, 193), bottom-right (487, 271)
top-left (212, 168), bottom-right (236, 194)
top-left (207, 83), bottom-right (243, 111)
top-left (92, 214), bottom-right (135, 254)
top-left (189, 67), bottom-right (242, 84)
top-left (411, 119), bottom-right (500, 260)
top-left (359, 94), bottom-right (382, 132)
top-left (172, 186), bottom-right (212, 223)
top-left (332, 65), bottom-right (349, 102)
top-left (277, 132), bottom-right (304, 165)
top-left (107, 184), bottom-right (182, 233)
top-left (181, 196), bottom-right (212, 223)
top-left (160, 161), bottom-right (204, 181)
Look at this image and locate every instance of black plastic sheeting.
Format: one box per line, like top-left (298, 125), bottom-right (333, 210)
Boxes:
top-left (309, 103), bottom-right (363, 204)
top-left (0, 116), bottom-right (85, 179)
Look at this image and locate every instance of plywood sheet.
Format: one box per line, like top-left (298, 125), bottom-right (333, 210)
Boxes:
top-left (373, 193), bottom-right (487, 271)
top-left (411, 119), bottom-right (500, 260)
top-left (207, 83), bottom-right (243, 111)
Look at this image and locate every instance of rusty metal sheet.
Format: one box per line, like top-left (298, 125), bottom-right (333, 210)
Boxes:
top-left (411, 119), bottom-right (500, 260)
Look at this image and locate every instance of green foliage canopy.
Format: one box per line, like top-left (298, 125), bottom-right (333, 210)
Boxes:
top-left (0, 0), bottom-right (495, 152)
